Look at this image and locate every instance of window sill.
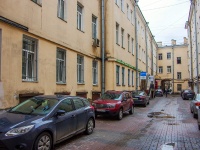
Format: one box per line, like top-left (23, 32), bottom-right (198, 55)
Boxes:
top-left (56, 82), bottom-right (66, 85)
top-left (93, 84), bottom-right (98, 86)
top-left (57, 17), bottom-right (67, 23)
top-left (128, 85), bottom-right (131, 87)
top-left (122, 84), bottom-right (125, 86)
top-left (22, 80), bottom-right (38, 83)
top-left (116, 84), bottom-right (121, 86)
top-left (116, 43), bottom-right (120, 46)
top-left (122, 46), bottom-right (125, 49)
top-left (77, 83), bottom-right (85, 85)
top-left (128, 51), bottom-right (131, 53)
top-left (31, 1), bottom-right (42, 7)
top-left (77, 28), bottom-right (85, 33)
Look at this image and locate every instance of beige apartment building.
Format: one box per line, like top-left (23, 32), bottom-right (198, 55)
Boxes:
top-left (185, 0), bottom-right (200, 93)
top-left (0, 0), bottom-right (157, 108)
top-left (157, 39), bottom-right (189, 93)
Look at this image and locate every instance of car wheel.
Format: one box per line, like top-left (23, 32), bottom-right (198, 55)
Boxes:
top-left (198, 125), bottom-right (200, 130)
top-left (190, 107), bottom-right (193, 113)
top-left (33, 132), bottom-right (52, 150)
top-left (117, 108), bottom-right (123, 120)
top-left (147, 100), bottom-right (150, 105)
top-left (129, 105), bottom-right (134, 115)
top-left (85, 118), bottom-right (94, 135)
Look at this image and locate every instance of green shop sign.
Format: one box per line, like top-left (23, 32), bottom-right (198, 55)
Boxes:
top-left (116, 59), bottom-right (142, 72)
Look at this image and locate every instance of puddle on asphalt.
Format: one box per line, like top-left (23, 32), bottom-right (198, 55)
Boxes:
top-left (147, 112), bottom-right (175, 118)
top-left (160, 143), bottom-right (175, 150)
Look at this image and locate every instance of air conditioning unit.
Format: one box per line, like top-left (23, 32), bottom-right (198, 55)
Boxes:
top-left (93, 39), bottom-right (100, 47)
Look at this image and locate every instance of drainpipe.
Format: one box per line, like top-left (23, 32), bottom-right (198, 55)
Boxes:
top-left (101, 0), bottom-right (105, 94)
top-left (151, 36), bottom-right (153, 76)
top-left (188, 21), bottom-right (194, 90)
top-left (172, 46), bottom-right (174, 94)
top-left (145, 22), bottom-right (148, 90)
top-left (134, 0), bottom-right (139, 91)
top-left (191, 0), bottom-right (199, 93)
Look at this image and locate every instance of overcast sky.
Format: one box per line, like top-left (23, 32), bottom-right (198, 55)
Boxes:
top-left (138, 0), bottom-right (191, 45)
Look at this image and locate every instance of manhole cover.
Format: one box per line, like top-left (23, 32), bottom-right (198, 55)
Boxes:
top-left (160, 143), bottom-right (175, 150)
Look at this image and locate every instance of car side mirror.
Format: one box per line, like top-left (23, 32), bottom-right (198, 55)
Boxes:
top-left (56, 110), bottom-right (65, 116)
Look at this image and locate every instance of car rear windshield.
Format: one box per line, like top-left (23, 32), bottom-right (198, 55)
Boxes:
top-left (132, 91), bottom-right (143, 97)
top-left (100, 93), bottom-right (121, 100)
top-left (9, 98), bottom-right (59, 115)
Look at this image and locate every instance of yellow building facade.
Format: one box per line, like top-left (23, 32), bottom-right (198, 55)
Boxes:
top-left (0, 0), bottom-right (157, 108)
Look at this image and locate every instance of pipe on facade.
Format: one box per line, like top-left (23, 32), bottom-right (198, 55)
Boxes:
top-left (151, 36), bottom-right (153, 75)
top-left (101, 0), bottom-right (105, 94)
top-left (172, 46), bottom-right (174, 94)
top-left (134, 0), bottom-right (139, 91)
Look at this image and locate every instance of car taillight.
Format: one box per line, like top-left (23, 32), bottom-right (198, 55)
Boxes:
top-left (90, 105), bottom-right (95, 110)
top-left (195, 102), bottom-right (200, 106)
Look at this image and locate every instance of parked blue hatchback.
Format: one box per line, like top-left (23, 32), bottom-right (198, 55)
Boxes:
top-left (0, 95), bottom-right (95, 150)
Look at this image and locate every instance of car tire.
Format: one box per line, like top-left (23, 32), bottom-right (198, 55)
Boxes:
top-left (198, 125), bottom-right (200, 130)
top-left (143, 103), bottom-right (147, 107)
top-left (33, 132), bottom-right (52, 150)
top-left (147, 100), bottom-right (150, 105)
top-left (129, 105), bottom-right (134, 115)
top-left (117, 108), bottom-right (123, 120)
top-left (85, 118), bottom-right (94, 135)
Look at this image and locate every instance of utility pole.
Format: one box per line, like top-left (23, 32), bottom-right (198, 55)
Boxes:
top-left (134, 0), bottom-right (139, 91)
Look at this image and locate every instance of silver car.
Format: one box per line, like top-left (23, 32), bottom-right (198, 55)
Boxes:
top-left (190, 94), bottom-right (200, 118)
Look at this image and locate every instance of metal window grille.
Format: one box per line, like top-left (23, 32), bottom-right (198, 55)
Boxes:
top-left (92, 61), bottom-right (98, 85)
top-left (77, 55), bottom-right (84, 83)
top-left (56, 48), bottom-right (66, 83)
top-left (77, 4), bottom-right (83, 30)
top-left (116, 65), bottom-right (120, 84)
top-left (92, 16), bottom-right (97, 39)
top-left (22, 36), bottom-right (37, 81)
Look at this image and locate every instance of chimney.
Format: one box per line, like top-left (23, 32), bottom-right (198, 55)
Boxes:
top-left (171, 39), bottom-right (176, 45)
top-left (183, 37), bottom-right (188, 44)
top-left (157, 42), bottom-right (162, 47)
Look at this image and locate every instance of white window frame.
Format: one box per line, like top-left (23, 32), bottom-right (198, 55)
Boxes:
top-left (77, 55), bottom-right (84, 84)
top-left (128, 69), bottom-right (130, 86)
top-left (158, 53), bottom-right (162, 60)
top-left (58, 0), bottom-right (67, 21)
top-left (92, 60), bottom-right (98, 85)
top-left (128, 34), bottom-right (130, 52)
top-left (132, 38), bottom-right (134, 54)
top-left (22, 36), bottom-right (38, 81)
top-left (167, 52), bottom-right (171, 60)
top-left (122, 67), bottom-right (125, 85)
top-left (158, 66), bottom-right (163, 73)
top-left (56, 48), bottom-right (66, 83)
top-left (92, 15), bottom-right (97, 39)
top-left (77, 3), bottom-right (84, 31)
top-left (116, 65), bottom-right (120, 85)
top-left (127, 4), bottom-right (129, 20)
top-left (120, 0), bottom-right (124, 12)
top-left (167, 66), bottom-right (171, 73)
top-left (116, 23), bottom-right (119, 44)
top-left (132, 70), bottom-right (134, 86)
top-left (177, 72), bottom-right (181, 79)
top-left (32, 0), bottom-right (42, 5)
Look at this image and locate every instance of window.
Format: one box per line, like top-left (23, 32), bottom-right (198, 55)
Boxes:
top-left (128, 34), bottom-right (130, 52)
top-left (128, 69), bottom-right (130, 86)
top-left (77, 55), bottom-right (84, 83)
top-left (92, 60), bottom-right (98, 85)
top-left (127, 4), bottom-right (129, 19)
top-left (58, 0), bottom-right (66, 20)
top-left (116, 23), bottom-right (119, 44)
top-left (56, 48), bottom-right (66, 83)
top-left (177, 57), bottom-right (181, 64)
top-left (132, 38), bottom-right (134, 54)
top-left (158, 53), bottom-right (162, 60)
top-left (77, 4), bottom-right (83, 31)
top-left (92, 15), bottom-right (97, 39)
top-left (73, 98), bottom-right (85, 109)
top-left (116, 65), bottom-right (120, 85)
top-left (122, 67), bottom-right (125, 85)
top-left (158, 66), bottom-right (163, 73)
top-left (58, 99), bottom-right (74, 112)
top-left (130, 10), bottom-right (133, 23)
top-left (132, 71), bottom-right (134, 86)
top-left (32, 0), bottom-right (42, 5)
top-left (167, 52), bottom-right (171, 59)
top-left (167, 66), bottom-right (171, 73)
top-left (121, 28), bottom-right (124, 47)
top-left (120, 0), bottom-right (124, 12)
top-left (177, 72), bottom-right (181, 79)
top-left (22, 36), bottom-right (38, 81)
top-left (177, 84), bottom-right (182, 91)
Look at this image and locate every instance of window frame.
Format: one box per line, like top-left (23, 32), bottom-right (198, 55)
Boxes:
top-left (77, 55), bottom-right (84, 84)
top-left (92, 60), bottom-right (98, 85)
top-left (57, 0), bottom-right (66, 21)
top-left (116, 65), bottom-right (120, 85)
top-left (122, 67), bottom-right (125, 86)
top-left (121, 28), bottom-right (124, 48)
top-left (177, 57), bottom-right (181, 64)
top-left (92, 15), bottom-right (97, 39)
top-left (116, 23), bottom-right (119, 44)
top-left (158, 66), bottom-right (163, 73)
top-left (167, 66), bottom-right (171, 73)
top-left (77, 3), bottom-right (84, 31)
top-left (22, 35), bottom-right (38, 82)
top-left (167, 52), bottom-right (171, 60)
top-left (177, 72), bottom-right (182, 79)
top-left (158, 53), bottom-right (162, 60)
top-left (56, 48), bottom-right (66, 84)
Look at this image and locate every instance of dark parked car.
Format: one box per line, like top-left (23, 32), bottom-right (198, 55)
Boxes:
top-left (154, 89), bottom-right (163, 97)
top-left (181, 89), bottom-right (195, 100)
top-left (0, 95), bottom-right (95, 150)
top-left (92, 91), bottom-right (134, 120)
top-left (132, 90), bottom-right (150, 107)
top-left (190, 94), bottom-right (200, 118)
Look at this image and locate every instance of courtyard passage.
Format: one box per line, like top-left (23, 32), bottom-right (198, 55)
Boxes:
top-left (55, 95), bottom-right (200, 150)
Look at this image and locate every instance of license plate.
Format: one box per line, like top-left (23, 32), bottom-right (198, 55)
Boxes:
top-left (96, 109), bottom-right (106, 112)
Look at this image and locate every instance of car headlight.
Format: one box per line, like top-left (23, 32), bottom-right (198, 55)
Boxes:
top-left (107, 104), bottom-right (116, 108)
top-left (5, 125), bottom-right (34, 136)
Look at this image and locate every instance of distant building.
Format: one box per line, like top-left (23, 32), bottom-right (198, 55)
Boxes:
top-left (157, 39), bottom-right (189, 93)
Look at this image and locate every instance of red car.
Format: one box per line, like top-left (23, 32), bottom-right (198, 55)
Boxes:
top-left (92, 91), bottom-right (134, 120)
